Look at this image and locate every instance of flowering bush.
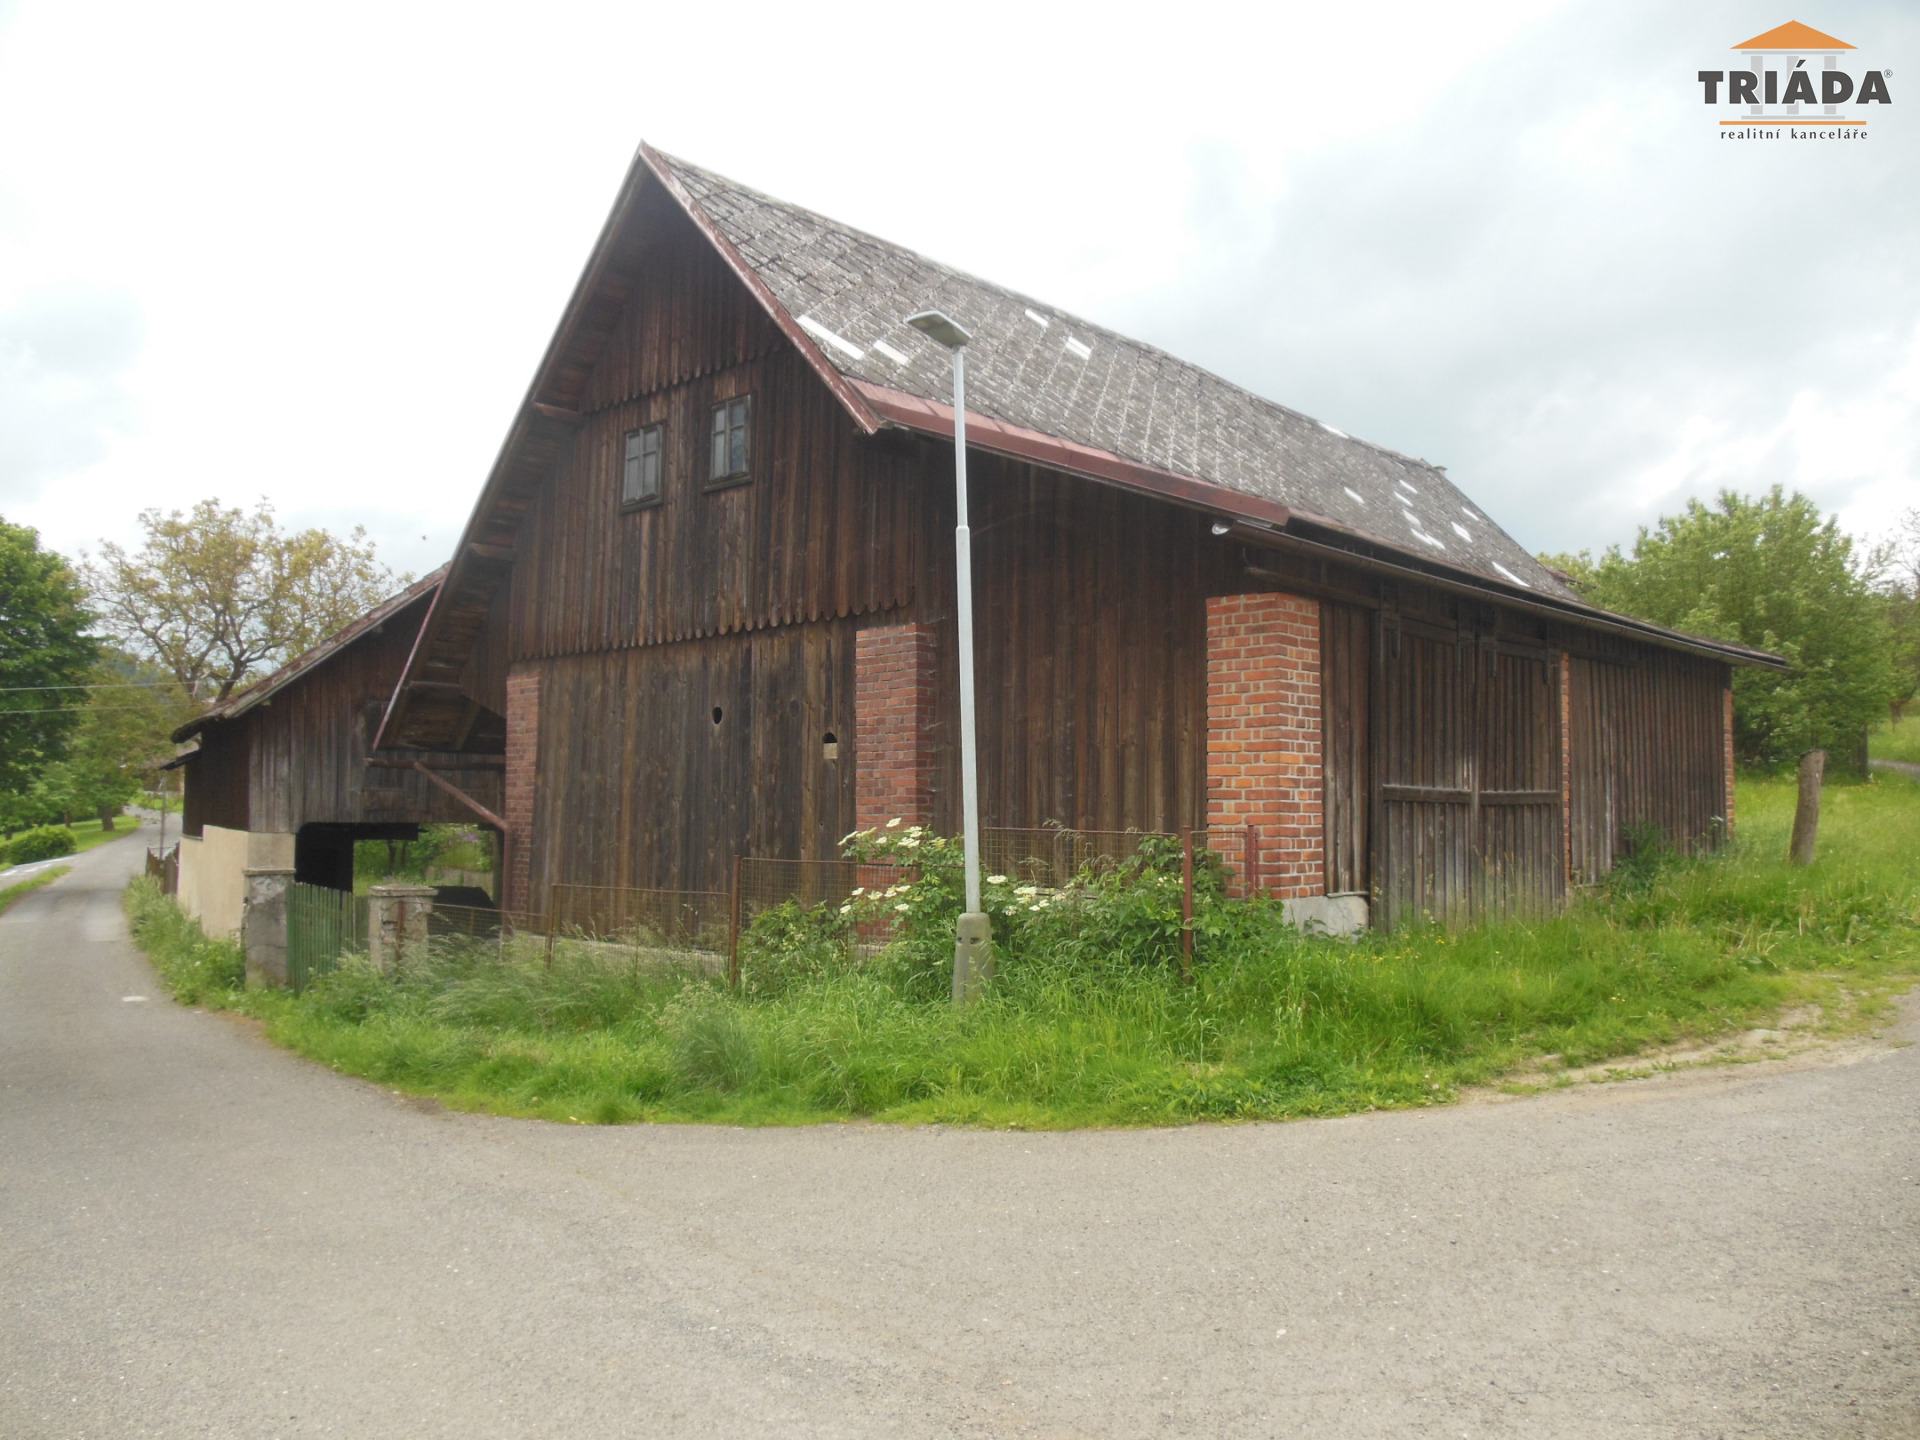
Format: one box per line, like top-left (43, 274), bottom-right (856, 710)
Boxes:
top-left (834, 821), bottom-right (1235, 992)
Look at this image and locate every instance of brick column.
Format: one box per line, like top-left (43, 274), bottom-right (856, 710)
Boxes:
top-left (505, 667), bottom-right (541, 914)
top-left (1206, 593), bottom-right (1323, 899)
top-left (855, 623), bottom-right (935, 833)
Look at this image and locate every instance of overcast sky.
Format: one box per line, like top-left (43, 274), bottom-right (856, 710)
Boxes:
top-left (1, 0), bottom-right (1914, 581)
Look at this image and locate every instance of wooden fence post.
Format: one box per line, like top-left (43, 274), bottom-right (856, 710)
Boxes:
top-left (1788, 749), bottom-right (1826, 866)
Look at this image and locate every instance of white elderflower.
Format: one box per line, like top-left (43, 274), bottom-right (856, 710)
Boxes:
top-left (986, 875), bottom-right (1008, 885)
top-left (851, 886), bottom-right (865, 897)
top-left (895, 902), bottom-right (911, 912)
top-left (886, 817), bottom-right (902, 829)
top-left (839, 904), bottom-right (853, 915)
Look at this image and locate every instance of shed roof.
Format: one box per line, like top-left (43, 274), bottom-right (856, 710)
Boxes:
top-left (172, 568), bottom-right (446, 744)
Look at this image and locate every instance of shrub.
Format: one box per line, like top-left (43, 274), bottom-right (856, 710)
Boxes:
top-left (124, 876), bottom-right (244, 1003)
top-left (8, 826), bottom-right (76, 864)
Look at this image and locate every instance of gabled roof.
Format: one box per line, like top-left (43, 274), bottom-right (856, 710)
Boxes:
top-left (653, 151), bottom-right (1570, 600)
top-left (380, 144), bottom-right (1785, 747)
top-left (1733, 22), bottom-right (1852, 51)
top-left (172, 567), bottom-right (446, 743)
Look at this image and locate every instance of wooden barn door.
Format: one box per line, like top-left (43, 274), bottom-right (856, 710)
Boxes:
top-left (1374, 616), bottom-right (1564, 927)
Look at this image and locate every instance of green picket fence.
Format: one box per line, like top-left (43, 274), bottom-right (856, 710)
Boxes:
top-left (287, 883), bottom-right (367, 991)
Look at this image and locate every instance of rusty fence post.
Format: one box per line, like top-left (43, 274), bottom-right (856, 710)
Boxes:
top-left (1180, 826), bottom-right (1194, 983)
top-left (728, 855), bottom-right (744, 990)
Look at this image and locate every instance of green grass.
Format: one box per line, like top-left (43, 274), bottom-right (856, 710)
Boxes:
top-left (125, 774), bottom-right (1920, 1129)
top-left (0, 866), bottom-right (69, 917)
top-left (1870, 715), bottom-right (1920, 766)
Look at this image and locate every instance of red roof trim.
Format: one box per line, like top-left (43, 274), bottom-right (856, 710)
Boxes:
top-left (851, 379), bottom-right (1293, 529)
top-left (640, 145), bottom-right (883, 437)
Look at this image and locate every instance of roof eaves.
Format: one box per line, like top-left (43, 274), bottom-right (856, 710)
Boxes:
top-left (638, 144), bottom-right (882, 437)
top-left (171, 567), bottom-right (447, 743)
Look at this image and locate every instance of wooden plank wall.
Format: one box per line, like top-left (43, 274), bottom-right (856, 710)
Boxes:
top-left (242, 595), bottom-right (502, 833)
top-left (181, 723), bottom-right (250, 837)
top-left (915, 454), bottom-right (1212, 836)
top-left (1568, 642), bottom-right (1730, 883)
top-left (1320, 601), bottom-right (1371, 895)
top-left (510, 346), bottom-right (921, 660)
top-left (529, 618), bottom-right (855, 895)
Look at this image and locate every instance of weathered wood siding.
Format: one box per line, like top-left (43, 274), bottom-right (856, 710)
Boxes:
top-left (241, 595), bottom-right (502, 833)
top-left (1373, 613), bottom-right (1565, 927)
top-left (1321, 600), bottom-right (1372, 896)
top-left (1567, 642), bottom-right (1730, 883)
top-left (528, 620), bottom-right (855, 895)
top-left (181, 723), bottom-right (249, 838)
top-left (932, 456), bottom-right (1211, 835)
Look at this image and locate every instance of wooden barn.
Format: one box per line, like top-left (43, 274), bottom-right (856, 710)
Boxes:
top-left (372, 144), bottom-right (1783, 930)
top-left (170, 567), bottom-right (507, 933)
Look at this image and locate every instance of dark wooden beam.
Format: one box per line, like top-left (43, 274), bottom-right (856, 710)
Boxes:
top-left (410, 762), bottom-right (508, 831)
top-left (465, 542), bottom-right (516, 564)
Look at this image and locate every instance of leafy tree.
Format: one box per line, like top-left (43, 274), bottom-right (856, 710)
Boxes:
top-left (60, 654), bottom-right (196, 825)
top-left (84, 499), bottom-right (401, 701)
top-left (0, 515), bottom-right (98, 804)
top-left (1870, 507), bottom-right (1920, 723)
top-left (1544, 487), bottom-right (1896, 769)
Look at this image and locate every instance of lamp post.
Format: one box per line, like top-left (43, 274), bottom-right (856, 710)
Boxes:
top-left (904, 308), bottom-right (991, 1003)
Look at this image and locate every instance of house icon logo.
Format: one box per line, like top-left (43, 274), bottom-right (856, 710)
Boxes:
top-left (1698, 21), bottom-right (1892, 138)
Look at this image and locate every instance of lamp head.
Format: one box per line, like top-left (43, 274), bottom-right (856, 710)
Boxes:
top-left (905, 310), bottom-right (972, 349)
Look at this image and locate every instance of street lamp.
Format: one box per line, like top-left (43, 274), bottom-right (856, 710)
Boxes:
top-left (905, 308), bottom-right (991, 1003)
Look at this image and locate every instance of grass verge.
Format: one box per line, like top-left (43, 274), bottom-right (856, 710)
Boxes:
top-left (1870, 715), bottom-right (1920, 766)
top-left (0, 866), bottom-right (69, 917)
top-left (125, 775), bottom-right (1920, 1129)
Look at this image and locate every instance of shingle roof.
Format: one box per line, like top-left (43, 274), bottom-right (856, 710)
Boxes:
top-left (660, 152), bottom-right (1573, 601)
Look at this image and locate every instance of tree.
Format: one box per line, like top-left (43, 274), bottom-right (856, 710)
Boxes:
top-left (84, 499), bottom-right (401, 701)
top-left (1544, 487), bottom-right (1896, 769)
top-left (57, 653), bottom-right (198, 825)
top-left (1870, 508), bottom-right (1920, 723)
top-left (0, 515), bottom-right (98, 803)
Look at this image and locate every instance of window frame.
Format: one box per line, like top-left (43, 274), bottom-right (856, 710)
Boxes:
top-left (620, 421), bottom-right (665, 511)
top-left (705, 394), bottom-right (753, 490)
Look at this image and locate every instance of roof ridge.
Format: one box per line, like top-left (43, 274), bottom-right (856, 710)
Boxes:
top-left (659, 152), bottom-right (1449, 482)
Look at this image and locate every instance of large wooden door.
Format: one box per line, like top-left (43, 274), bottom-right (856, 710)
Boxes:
top-left (1374, 616), bottom-right (1564, 927)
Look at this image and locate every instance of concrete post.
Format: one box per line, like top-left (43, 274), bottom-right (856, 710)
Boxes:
top-left (368, 883), bottom-right (438, 971)
top-left (242, 865), bottom-right (296, 988)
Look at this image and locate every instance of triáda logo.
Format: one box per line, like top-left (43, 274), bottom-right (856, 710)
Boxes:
top-left (1698, 21), bottom-right (1891, 139)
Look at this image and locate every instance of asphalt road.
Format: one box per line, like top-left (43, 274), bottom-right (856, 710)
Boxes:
top-left (3, 827), bottom-right (1916, 1439)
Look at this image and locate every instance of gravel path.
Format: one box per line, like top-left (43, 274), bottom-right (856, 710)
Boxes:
top-left (3, 827), bottom-right (1916, 1438)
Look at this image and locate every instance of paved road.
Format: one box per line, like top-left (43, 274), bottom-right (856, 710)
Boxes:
top-left (3, 829), bottom-right (1916, 1439)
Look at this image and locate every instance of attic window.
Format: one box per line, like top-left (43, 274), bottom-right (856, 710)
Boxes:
top-left (622, 424), bottom-right (663, 507)
top-left (708, 396), bottom-right (751, 486)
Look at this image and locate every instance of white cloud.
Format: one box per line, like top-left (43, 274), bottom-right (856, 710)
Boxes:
top-left (0, 0), bottom-right (1911, 578)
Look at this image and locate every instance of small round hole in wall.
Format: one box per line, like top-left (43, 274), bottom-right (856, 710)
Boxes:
top-left (711, 706), bottom-right (723, 725)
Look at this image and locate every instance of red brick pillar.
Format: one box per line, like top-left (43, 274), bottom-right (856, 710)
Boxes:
top-left (855, 623), bottom-right (935, 833)
top-left (504, 666), bottom-right (541, 914)
top-left (1205, 594), bottom-right (1323, 899)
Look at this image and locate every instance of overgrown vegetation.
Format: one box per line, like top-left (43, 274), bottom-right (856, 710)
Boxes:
top-left (128, 776), bottom-right (1920, 1129)
top-left (3, 825), bottom-right (77, 865)
top-left (125, 880), bottom-right (246, 1004)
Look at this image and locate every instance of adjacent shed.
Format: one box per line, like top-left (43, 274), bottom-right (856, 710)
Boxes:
top-left (170, 568), bottom-right (507, 932)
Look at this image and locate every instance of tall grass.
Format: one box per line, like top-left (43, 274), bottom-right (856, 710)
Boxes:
top-left (127, 775), bottom-right (1920, 1128)
top-left (1870, 715), bottom-right (1920, 766)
